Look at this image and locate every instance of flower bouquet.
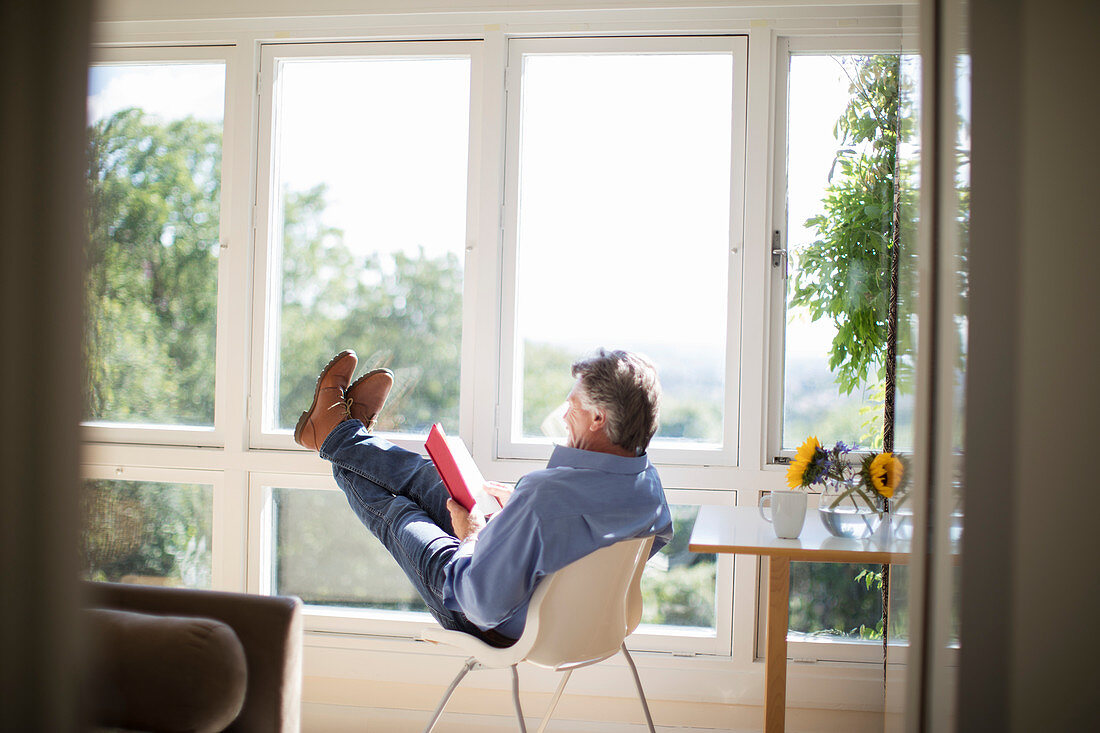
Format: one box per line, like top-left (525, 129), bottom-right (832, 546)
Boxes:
top-left (787, 436), bottom-right (908, 538)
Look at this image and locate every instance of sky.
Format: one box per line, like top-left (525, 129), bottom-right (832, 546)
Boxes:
top-left (86, 53), bottom-right (855, 364)
top-left (88, 63), bottom-right (225, 124)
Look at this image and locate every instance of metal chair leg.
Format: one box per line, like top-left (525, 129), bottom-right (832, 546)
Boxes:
top-left (621, 643), bottom-right (656, 733)
top-left (535, 669), bottom-right (572, 733)
top-left (510, 664), bottom-right (528, 733)
top-left (424, 657), bottom-right (477, 733)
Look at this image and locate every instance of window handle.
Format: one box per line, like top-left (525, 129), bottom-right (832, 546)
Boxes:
top-left (771, 231), bottom-right (787, 276)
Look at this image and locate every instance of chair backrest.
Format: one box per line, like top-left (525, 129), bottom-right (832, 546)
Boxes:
top-left (520, 536), bottom-right (654, 671)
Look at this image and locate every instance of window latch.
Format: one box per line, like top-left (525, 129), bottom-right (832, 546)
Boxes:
top-left (771, 231), bottom-right (787, 274)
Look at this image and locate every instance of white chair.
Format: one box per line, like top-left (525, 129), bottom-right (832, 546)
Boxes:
top-left (420, 536), bottom-right (657, 733)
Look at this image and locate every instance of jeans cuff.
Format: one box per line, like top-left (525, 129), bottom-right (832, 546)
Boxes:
top-left (319, 418), bottom-right (364, 460)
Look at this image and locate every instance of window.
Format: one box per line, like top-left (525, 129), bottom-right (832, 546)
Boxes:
top-left (769, 45), bottom-right (914, 654)
top-left (259, 482), bottom-right (429, 615)
top-left (498, 37), bottom-right (747, 464)
top-left (84, 55), bottom-right (226, 439)
top-left (776, 51), bottom-right (913, 454)
top-left (253, 43), bottom-right (474, 446)
top-left (80, 477), bottom-right (213, 589)
top-left (640, 504), bottom-right (718, 631)
top-left (81, 49), bottom-right (231, 594)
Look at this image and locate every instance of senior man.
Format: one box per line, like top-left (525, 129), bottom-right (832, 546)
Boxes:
top-left (294, 348), bottom-right (672, 648)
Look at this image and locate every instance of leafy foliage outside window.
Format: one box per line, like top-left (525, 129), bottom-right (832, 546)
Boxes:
top-left (276, 184), bottom-right (464, 434)
top-left (81, 479), bottom-right (212, 588)
top-left (789, 55), bottom-right (903, 402)
top-left (641, 506), bottom-right (716, 629)
top-left (84, 109), bottom-right (221, 426)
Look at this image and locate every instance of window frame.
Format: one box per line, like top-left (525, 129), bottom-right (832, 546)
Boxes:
top-left (766, 37), bottom-right (924, 666)
top-left (766, 36), bottom-right (911, 465)
top-left (247, 472), bottom-right (442, 639)
top-left (80, 463), bottom-right (228, 588)
top-left (81, 45), bottom-right (235, 449)
top-left (632, 488), bottom-right (737, 655)
top-left (248, 40), bottom-right (484, 453)
top-left (495, 34), bottom-right (749, 467)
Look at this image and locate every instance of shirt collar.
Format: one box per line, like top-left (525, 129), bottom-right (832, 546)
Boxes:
top-left (546, 444), bottom-right (652, 475)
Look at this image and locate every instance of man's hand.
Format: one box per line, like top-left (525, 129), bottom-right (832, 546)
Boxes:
top-left (484, 481), bottom-right (514, 507)
top-left (447, 499), bottom-right (486, 541)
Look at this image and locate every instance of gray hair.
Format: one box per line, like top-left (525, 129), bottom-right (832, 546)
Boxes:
top-left (570, 349), bottom-right (661, 455)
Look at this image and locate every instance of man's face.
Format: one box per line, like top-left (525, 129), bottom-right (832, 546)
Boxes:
top-left (563, 383), bottom-right (597, 450)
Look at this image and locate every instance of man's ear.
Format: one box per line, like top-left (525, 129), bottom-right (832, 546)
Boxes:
top-left (590, 409), bottom-right (606, 432)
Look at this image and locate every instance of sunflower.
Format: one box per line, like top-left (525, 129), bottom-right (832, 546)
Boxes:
top-left (867, 452), bottom-right (903, 498)
top-left (786, 436), bottom-right (822, 489)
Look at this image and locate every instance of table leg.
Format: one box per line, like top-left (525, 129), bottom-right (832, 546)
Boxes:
top-left (764, 556), bottom-right (790, 733)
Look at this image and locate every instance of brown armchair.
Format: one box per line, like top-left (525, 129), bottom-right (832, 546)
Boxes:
top-left (84, 582), bottom-right (303, 732)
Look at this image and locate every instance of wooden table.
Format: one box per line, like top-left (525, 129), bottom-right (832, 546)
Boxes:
top-left (688, 505), bottom-right (910, 733)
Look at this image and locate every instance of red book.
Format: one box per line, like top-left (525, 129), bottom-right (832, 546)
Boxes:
top-left (425, 424), bottom-right (501, 516)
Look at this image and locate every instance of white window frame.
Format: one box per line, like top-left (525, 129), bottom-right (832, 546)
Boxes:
top-left (495, 35), bottom-right (748, 467)
top-left (247, 471), bottom-right (441, 640)
top-left (80, 463), bottom-right (233, 589)
top-left (632, 488), bottom-right (737, 655)
top-left (765, 37), bottom-right (920, 666)
top-left (248, 40), bottom-right (483, 454)
top-left (766, 36), bottom-right (910, 464)
top-left (81, 45), bottom-right (236, 449)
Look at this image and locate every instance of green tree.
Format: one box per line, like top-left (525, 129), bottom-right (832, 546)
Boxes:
top-left (641, 508), bottom-right (717, 628)
top-left (789, 56), bottom-right (902, 398)
top-left (276, 184), bottom-right (464, 432)
top-left (85, 108), bottom-right (221, 425)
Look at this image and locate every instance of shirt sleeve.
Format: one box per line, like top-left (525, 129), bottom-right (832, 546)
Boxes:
top-left (441, 485), bottom-right (548, 631)
top-left (651, 517), bottom-right (674, 556)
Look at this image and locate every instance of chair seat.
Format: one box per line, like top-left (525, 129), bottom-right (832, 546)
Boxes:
top-left (420, 626), bottom-right (526, 669)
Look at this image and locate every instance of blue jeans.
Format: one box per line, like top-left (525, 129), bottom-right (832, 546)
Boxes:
top-left (319, 419), bottom-right (514, 647)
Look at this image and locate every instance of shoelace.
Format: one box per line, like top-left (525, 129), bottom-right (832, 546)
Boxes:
top-left (342, 394), bottom-right (377, 431)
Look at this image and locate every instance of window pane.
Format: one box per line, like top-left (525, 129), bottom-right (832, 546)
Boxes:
top-left (789, 562), bottom-right (911, 642)
top-left (271, 487), bottom-right (429, 612)
top-left (84, 63), bottom-right (224, 426)
top-left (789, 562), bottom-right (880, 640)
top-left (783, 55), bottom-right (912, 451)
top-left (514, 52), bottom-right (733, 445)
top-left (640, 505), bottom-right (717, 632)
top-left (270, 57), bottom-right (470, 435)
top-left (81, 479), bottom-right (213, 588)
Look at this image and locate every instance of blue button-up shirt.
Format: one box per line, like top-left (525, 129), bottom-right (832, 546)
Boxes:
top-left (442, 444), bottom-right (673, 639)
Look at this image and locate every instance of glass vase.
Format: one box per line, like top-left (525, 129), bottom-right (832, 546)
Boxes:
top-left (817, 477), bottom-right (883, 539)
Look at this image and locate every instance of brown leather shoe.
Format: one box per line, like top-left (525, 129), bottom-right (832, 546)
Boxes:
top-left (345, 368), bottom-right (394, 432)
top-left (293, 350), bottom-right (358, 451)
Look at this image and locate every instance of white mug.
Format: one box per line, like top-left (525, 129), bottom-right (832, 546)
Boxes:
top-left (758, 490), bottom-right (807, 539)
